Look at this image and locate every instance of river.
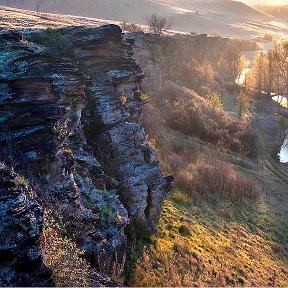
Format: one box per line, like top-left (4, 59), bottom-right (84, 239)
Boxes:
top-left (279, 136), bottom-right (288, 164)
top-left (272, 95), bottom-right (288, 108)
top-left (272, 96), bottom-right (288, 163)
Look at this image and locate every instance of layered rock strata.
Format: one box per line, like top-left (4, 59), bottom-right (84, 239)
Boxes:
top-left (0, 164), bottom-right (53, 286)
top-left (0, 24), bottom-right (172, 283)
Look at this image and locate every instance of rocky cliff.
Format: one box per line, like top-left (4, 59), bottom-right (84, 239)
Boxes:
top-left (0, 24), bottom-right (171, 285)
top-left (0, 164), bottom-right (53, 286)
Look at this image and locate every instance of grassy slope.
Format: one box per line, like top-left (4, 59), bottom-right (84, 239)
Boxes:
top-left (255, 5), bottom-right (288, 22)
top-left (129, 88), bottom-right (288, 286)
top-left (131, 197), bottom-right (288, 286)
top-left (0, 6), bottom-right (111, 30)
top-left (129, 128), bottom-right (288, 286)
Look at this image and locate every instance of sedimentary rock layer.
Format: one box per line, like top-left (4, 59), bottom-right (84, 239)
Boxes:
top-left (0, 164), bottom-right (53, 286)
top-left (0, 24), bottom-right (172, 284)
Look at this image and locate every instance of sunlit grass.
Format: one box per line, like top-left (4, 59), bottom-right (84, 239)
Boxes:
top-left (129, 196), bottom-right (288, 287)
top-left (134, 82), bottom-right (288, 286)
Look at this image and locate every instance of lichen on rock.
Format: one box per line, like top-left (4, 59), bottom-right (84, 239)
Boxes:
top-left (0, 23), bottom-right (172, 285)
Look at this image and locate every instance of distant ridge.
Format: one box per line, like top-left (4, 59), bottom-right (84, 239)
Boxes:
top-left (255, 5), bottom-right (288, 22)
top-left (0, 0), bottom-right (266, 23)
top-left (0, 0), bottom-right (287, 40)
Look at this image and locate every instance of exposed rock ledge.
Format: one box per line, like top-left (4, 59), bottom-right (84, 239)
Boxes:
top-left (0, 164), bottom-right (53, 286)
top-left (0, 24), bottom-right (172, 285)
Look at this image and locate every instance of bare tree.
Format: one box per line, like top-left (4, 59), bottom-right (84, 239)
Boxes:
top-left (272, 41), bottom-right (288, 99)
top-left (237, 90), bottom-right (250, 119)
top-left (146, 13), bottom-right (172, 35)
top-left (35, 0), bottom-right (42, 14)
top-left (218, 44), bottom-right (247, 82)
top-left (247, 40), bottom-right (288, 99)
top-left (255, 52), bottom-right (265, 95)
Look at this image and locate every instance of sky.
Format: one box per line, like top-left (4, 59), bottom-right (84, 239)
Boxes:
top-left (240, 0), bottom-right (288, 5)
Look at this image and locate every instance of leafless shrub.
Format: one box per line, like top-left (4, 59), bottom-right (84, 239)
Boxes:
top-left (121, 19), bottom-right (143, 32)
top-left (146, 13), bottom-right (172, 35)
top-left (93, 250), bottom-right (126, 285)
top-left (40, 209), bottom-right (91, 287)
top-left (263, 33), bottom-right (274, 42)
top-left (177, 156), bottom-right (259, 202)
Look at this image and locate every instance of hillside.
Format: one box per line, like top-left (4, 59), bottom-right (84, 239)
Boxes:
top-left (126, 31), bottom-right (288, 286)
top-left (0, 5), bottom-right (288, 287)
top-left (1, 0), bottom-right (288, 40)
top-left (255, 5), bottom-right (288, 23)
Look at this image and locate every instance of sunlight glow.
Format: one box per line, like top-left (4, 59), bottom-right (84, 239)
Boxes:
top-left (240, 0), bottom-right (288, 6)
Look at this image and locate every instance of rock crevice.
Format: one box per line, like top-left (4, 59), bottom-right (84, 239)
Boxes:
top-left (0, 24), bottom-right (172, 285)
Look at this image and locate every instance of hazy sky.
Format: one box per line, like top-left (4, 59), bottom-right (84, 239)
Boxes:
top-left (240, 0), bottom-right (288, 5)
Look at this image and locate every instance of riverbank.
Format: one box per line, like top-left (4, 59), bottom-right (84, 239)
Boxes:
top-left (254, 97), bottom-right (288, 162)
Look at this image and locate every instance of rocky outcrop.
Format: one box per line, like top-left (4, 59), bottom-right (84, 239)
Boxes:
top-left (0, 163), bottom-right (52, 287)
top-left (0, 24), bottom-right (171, 284)
top-left (64, 25), bottom-right (171, 231)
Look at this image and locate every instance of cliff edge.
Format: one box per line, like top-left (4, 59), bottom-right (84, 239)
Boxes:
top-left (0, 23), bottom-right (172, 285)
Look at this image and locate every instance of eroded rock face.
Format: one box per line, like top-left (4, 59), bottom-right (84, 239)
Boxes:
top-left (0, 27), bottom-right (129, 260)
top-left (64, 25), bottom-right (171, 231)
top-left (0, 24), bottom-right (171, 282)
top-left (0, 163), bottom-right (53, 287)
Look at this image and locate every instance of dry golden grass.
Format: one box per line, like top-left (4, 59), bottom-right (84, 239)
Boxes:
top-left (129, 199), bottom-right (288, 287)
top-left (40, 210), bottom-right (91, 287)
top-left (177, 156), bottom-right (259, 201)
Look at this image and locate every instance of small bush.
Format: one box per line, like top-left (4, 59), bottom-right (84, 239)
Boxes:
top-left (171, 190), bottom-right (192, 206)
top-left (237, 90), bottom-right (250, 119)
top-left (121, 19), bottom-right (142, 32)
top-left (178, 224), bottom-right (191, 236)
top-left (119, 95), bottom-right (128, 105)
top-left (263, 33), bottom-right (274, 42)
top-left (14, 175), bottom-right (29, 187)
top-left (140, 93), bottom-right (151, 101)
top-left (208, 92), bottom-right (223, 111)
top-left (100, 205), bottom-right (115, 219)
top-left (40, 210), bottom-right (91, 287)
top-left (37, 27), bottom-right (71, 53)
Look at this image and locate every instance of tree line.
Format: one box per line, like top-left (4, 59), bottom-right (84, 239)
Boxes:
top-left (246, 40), bottom-right (288, 100)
